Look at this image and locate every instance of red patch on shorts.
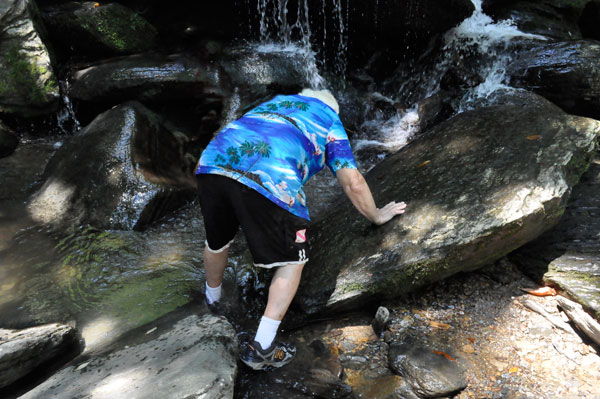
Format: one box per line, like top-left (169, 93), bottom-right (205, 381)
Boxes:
top-left (295, 229), bottom-right (306, 243)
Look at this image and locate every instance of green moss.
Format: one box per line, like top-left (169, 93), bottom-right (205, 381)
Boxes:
top-left (77, 5), bottom-right (156, 52)
top-left (0, 45), bottom-right (57, 104)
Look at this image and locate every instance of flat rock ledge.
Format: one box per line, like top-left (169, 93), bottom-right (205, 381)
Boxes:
top-left (0, 323), bottom-right (79, 389)
top-left (19, 313), bottom-right (238, 399)
top-left (296, 97), bottom-right (600, 314)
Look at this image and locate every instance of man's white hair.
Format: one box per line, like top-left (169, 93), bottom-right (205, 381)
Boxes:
top-left (299, 88), bottom-right (339, 114)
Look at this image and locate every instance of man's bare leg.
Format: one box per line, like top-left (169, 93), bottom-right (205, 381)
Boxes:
top-left (253, 262), bottom-right (305, 350)
top-left (264, 262), bottom-right (306, 320)
top-left (204, 246), bottom-right (229, 304)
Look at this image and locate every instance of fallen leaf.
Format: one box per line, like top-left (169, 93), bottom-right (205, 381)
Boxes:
top-left (433, 350), bottom-right (455, 361)
top-left (520, 286), bottom-right (557, 296)
top-left (417, 160), bottom-right (431, 168)
top-left (429, 321), bottom-right (451, 329)
top-left (94, 2), bottom-right (100, 7)
top-left (526, 134), bottom-right (542, 140)
top-left (509, 367), bottom-right (519, 373)
top-left (467, 337), bottom-right (476, 344)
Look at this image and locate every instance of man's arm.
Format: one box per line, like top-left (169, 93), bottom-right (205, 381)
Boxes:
top-left (336, 168), bottom-right (406, 225)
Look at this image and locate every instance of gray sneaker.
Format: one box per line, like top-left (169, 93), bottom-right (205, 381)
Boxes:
top-left (240, 339), bottom-right (296, 370)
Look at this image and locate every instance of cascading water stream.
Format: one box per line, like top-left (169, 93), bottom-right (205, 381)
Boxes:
top-left (354, 0), bottom-right (547, 155)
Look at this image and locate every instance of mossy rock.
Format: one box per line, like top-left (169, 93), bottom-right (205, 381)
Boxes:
top-left (41, 2), bottom-right (158, 58)
top-left (0, 0), bottom-right (59, 116)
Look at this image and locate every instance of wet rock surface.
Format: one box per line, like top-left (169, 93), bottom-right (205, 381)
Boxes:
top-left (18, 311), bottom-right (238, 399)
top-left (296, 98), bottom-right (600, 315)
top-left (485, 1), bottom-right (582, 39)
top-left (26, 101), bottom-right (197, 231)
top-left (0, 0), bottom-right (59, 116)
top-left (239, 261), bottom-right (600, 398)
top-left (0, 323), bottom-right (80, 389)
top-left (510, 153), bottom-right (600, 320)
top-left (509, 40), bottom-right (600, 119)
top-left (388, 343), bottom-right (467, 398)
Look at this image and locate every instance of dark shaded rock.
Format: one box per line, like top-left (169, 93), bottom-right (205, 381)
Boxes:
top-left (26, 101), bottom-right (197, 231)
top-left (0, 323), bottom-right (80, 389)
top-left (0, 0), bottom-right (59, 117)
top-left (346, 0), bottom-right (475, 72)
top-left (295, 95), bottom-right (599, 315)
top-left (0, 122), bottom-right (18, 158)
top-left (486, 1), bottom-right (582, 40)
top-left (219, 45), bottom-right (313, 107)
top-left (484, 0), bottom-right (591, 19)
top-left (510, 154), bottom-right (600, 320)
top-left (18, 313), bottom-right (237, 399)
top-left (236, 337), bottom-right (351, 398)
top-left (40, 1), bottom-right (158, 60)
top-left (580, 1), bottom-right (600, 40)
top-left (0, 140), bottom-right (55, 201)
top-left (509, 40), bottom-right (600, 119)
top-left (417, 91), bottom-right (454, 132)
top-left (389, 343), bottom-right (467, 398)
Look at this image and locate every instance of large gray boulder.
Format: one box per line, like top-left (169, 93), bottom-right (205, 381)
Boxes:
top-left (0, 323), bottom-right (80, 389)
top-left (41, 2), bottom-right (158, 60)
top-left (509, 40), bottom-right (600, 119)
top-left (295, 95), bottom-right (599, 314)
top-left (510, 151), bottom-right (600, 320)
top-left (19, 313), bottom-right (238, 399)
top-left (27, 101), bottom-right (197, 231)
top-left (0, 0), bottom-right (60, 116)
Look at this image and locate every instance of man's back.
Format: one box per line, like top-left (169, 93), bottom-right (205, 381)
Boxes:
top-left (196, 94), bottom-right (357, 220)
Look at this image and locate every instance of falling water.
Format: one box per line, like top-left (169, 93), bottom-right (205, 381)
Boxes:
top-left (444, 0), bottom-right (547, 110)
top-left (254, 0), bottom-right (349, 82)
top-left (56, 79), bottom-right (81, 134)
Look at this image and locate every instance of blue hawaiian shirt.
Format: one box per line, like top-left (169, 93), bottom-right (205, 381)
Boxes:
top-left (195, 94), bottom-right (358, 220)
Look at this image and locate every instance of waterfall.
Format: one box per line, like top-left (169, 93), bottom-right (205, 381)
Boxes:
top-left (253, 0), bottom-right (349, 83)
top-left (57, 79), bottom-right (81, 134)
top-left (444, 0), bottom-right (547, 110)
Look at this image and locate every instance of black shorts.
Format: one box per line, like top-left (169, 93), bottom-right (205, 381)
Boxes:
top-left (196, 174), bottom-right (309, 268)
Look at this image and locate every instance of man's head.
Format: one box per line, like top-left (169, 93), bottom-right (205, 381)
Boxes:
top-left (299, 88), bottom-right (339, 114)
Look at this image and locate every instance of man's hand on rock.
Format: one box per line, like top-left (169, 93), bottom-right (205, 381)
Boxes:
top-left (373, 201), bottom-right (407, 225)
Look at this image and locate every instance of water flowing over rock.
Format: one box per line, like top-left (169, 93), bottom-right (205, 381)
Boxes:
top-left (0, 0), bottom-right (59, 116)
top-left (295, 95), bottom-right (599, 314)
top-left (0, 323), bottom-right (80, 389)
top-left (510, 152), bottom-right (600, 320)
top-left (485, 1), bottom-right (582, 40)
top-left (27, 101), bottom-right (197, 231)
top-left (18, 313), bottom-right (238, 399)
top-left (0, 121), bottom-right (18, 158)
top-left (509, 40), bottom-right (600, 119)
top-left (40, 1), bottom-right (158, 60)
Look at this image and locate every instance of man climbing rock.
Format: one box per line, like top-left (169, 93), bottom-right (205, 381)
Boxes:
top-left (195, 88), bottom-right (407, 370)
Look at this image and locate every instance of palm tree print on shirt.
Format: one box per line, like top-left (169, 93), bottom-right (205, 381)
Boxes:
top-left (217, 141), bottom-right (273, 167)
top-left (254, 100), bottom-right (310, 114)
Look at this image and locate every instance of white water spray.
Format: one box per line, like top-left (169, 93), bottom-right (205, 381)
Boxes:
top-left (445, 0), bottom-right (547, 109)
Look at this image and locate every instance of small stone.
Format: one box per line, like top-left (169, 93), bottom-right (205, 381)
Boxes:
top-left (372, 306), bottom-right (390, 335)
top-left (462, 344), bottom-right (475, 354)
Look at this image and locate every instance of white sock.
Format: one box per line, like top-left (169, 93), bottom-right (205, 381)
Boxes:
top-left (205, 282), bottom-right (222, 304)
top-left (254, 316), bottom-right (281, 350)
